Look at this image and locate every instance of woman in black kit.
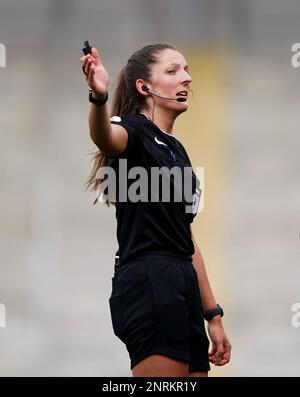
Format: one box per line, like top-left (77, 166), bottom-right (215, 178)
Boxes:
top-left (81, 43), bottom-right (231, 377)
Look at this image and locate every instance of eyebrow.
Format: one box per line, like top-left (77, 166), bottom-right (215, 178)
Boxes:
top-left (166, 63), bottom-right (189, 71)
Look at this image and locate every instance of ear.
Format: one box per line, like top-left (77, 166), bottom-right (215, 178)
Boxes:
top-left (136, 79), bottom-right (150, 96)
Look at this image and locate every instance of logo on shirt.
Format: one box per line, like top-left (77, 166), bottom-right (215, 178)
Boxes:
top-left (154, 136), bottom-right (168, 146)
top-left (110, 116), bottom-right (121, 122)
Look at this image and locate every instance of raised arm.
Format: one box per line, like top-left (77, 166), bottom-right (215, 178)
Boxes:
top-left (80, 47), bottom-right (128, 156)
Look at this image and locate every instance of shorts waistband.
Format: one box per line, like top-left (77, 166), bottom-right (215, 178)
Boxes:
top-left (114, 251), bottom-right (193, 268)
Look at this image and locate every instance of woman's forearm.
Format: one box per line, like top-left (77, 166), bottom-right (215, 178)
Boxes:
top-left (88, 101), bottom-right (113, 153)
top-left (191, 229), bottom-right (231, 365)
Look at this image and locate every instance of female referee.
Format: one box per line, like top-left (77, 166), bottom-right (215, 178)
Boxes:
top-left (80, 43), bottom-right (231, 377)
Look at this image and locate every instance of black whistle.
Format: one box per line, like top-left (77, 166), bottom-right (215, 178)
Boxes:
top-left (82, 40), bottom-right (92, 55)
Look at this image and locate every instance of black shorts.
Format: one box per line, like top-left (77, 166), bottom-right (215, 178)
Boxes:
top-left (109, 253), bottom-right (210, 372)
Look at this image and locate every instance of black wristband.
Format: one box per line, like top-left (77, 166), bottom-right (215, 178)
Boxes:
top-left (89, 89), bottom-right (108, 106)
top-left (203, 304), bottom-right (224, 321)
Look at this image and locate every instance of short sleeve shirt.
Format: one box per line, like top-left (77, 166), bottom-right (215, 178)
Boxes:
top-left (108, 113), bottom-right (201, 265)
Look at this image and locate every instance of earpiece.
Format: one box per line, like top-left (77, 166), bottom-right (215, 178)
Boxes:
top-left (142, 85), bottom-right (149, 92)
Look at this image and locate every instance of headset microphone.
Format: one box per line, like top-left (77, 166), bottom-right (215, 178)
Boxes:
top-left (142, 85), bottom-right (187, 102)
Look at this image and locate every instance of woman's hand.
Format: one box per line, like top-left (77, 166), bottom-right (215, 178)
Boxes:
top-left (207, 316), bottom-right (231, 366)
top-left (80, 47), bottom-right (109, 98)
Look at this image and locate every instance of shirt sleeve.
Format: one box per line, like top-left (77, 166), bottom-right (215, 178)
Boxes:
top-left (110, 115), bottom-right (140, 158)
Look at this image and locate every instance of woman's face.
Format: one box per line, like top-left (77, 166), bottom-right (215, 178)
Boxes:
top-left (147, 49), bottom-right (192, 111)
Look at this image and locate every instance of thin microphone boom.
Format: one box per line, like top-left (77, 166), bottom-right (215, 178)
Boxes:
top-left (142, 85), bottom-right (187, 102)
top-left (150, 91), bottom-right (187, 102)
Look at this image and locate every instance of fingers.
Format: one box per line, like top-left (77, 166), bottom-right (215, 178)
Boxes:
top-left (87, 62), bottom-right (96, 85)
top-left (208, 343), bottom-right (217, 364)
top-left (91, 47), bottom-right (100, 66)
top-left (216, 343), bottom-right (225, 361)
top-left (208, 340), bottom-right (231, 366)
top-left (220, 348), bottom-right (231, 365)
top-left (209, 342), bottom-right (224, 365)
top-left (80, 47), bottom-right (101, 75)
top-left (222, 338), bottom-right (232, 364)
top-left (80, 54), bottom-right (96, 77)
top-left (85, 57), bottom-right (93, 78)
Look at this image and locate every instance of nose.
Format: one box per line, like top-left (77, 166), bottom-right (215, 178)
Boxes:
top-left (182, 70), bottom-right (192, 85)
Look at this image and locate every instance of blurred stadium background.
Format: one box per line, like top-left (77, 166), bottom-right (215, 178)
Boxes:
top-left (0, 0), bottom-right (300, 376)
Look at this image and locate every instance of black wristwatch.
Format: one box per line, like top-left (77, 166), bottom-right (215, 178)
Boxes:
top-left (89, 89), bottom-right (108, 106)
top-left (203, 304), bottom-right (224, 321)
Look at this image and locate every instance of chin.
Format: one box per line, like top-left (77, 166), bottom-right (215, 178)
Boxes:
top-left (175, 102), bottom-right (189, 114)
top-left (162, 102), bottom-right (189, 116)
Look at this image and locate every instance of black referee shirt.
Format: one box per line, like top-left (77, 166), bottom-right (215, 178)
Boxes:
top-left (108, 113), bottom-right (201, 266)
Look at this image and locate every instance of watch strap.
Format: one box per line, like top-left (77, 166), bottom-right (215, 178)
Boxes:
top-left (203, 304), bottom-right (224, 321)
top-left (89, 89), bottom-right (108, 106)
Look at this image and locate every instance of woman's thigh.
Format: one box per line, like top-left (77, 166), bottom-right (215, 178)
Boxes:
top-left (132, 354), bottom-right (189, 377)
top-left (188, 371), bottom-right (208, 377)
